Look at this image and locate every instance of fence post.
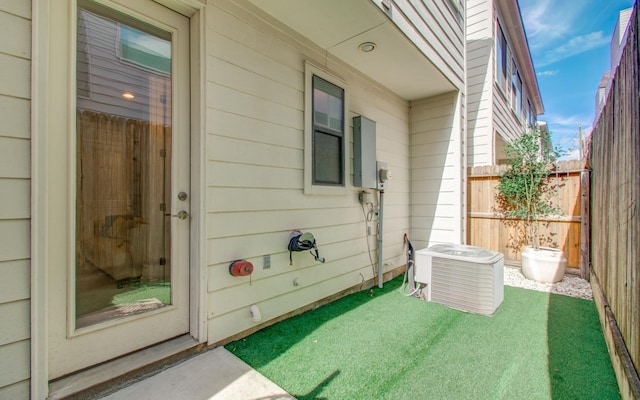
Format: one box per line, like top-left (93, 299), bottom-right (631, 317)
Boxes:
top-left (580, 169), bottom-right (590, 280)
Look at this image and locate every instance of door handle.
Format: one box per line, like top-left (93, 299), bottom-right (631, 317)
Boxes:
top-left (172, 210), bottom-right (190, 220)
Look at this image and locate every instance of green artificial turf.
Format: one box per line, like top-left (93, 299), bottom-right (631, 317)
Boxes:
top-left (226, 276), bottom-right (619, 400)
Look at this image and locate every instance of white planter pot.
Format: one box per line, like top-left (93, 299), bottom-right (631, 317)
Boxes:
top-left (521, 246), bottom-right (567, 283)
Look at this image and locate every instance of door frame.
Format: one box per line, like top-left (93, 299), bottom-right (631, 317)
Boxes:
top-left (30, 0), bottom-right (207, 397)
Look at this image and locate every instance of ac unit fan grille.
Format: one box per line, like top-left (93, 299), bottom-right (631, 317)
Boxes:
top-left (430, 257), bottom-right (504, 315)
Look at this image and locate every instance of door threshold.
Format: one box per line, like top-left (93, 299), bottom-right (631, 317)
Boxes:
top-left (48, 335), bottom-right (204, 400)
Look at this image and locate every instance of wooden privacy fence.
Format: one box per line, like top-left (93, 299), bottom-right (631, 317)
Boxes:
top-left (589, 4), bottom-right (640, 398)
top-left (467, 160), bottom-right (586, 271)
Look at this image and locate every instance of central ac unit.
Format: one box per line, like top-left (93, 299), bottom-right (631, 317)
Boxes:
top-left (415, 244), bottom-right (504, 315)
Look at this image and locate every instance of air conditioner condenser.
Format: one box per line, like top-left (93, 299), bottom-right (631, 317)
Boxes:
top-left (415, 244), bottom-right (504, 315)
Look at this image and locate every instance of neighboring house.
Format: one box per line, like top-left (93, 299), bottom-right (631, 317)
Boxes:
top-left (0, 0), bottom-right (467, 398)
top-left (595, 72), bottom-right (611, 119)
top-left (610, 7), bottom-right (633, 74)
top-left (466, 0), bottom-right (543, 166)
top-left (595, 7), bottom-right (633, 122)
top-left (535, 120), bottom-right (554, 157)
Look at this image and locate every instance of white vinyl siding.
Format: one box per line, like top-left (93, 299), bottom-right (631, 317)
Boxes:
top-left (466, 0), bottom-right (536, 165)
top-left (493, 88), bottom-right (523, 144)
top-left (205, 0), bottom-right (413, 344)
top-left (379, 0), bottom-right (465, 89)
top-left (16, 0), bottom-right (467, 390)
top-left (493, 4), bottom-right (537, 148)
top-left (466, 0), bottom-right (494, 166)
top-left (0, 3), bottom-right (31, 399)
top-left (410, 92), bottom-right (464, 250)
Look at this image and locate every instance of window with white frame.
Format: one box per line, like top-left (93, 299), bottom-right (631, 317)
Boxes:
top-left (304, 62), bottom-right (347, 194)
top-left (511, 60), bottom-right (522, 117)
top-left (496, 21), bottom-right (508, 91)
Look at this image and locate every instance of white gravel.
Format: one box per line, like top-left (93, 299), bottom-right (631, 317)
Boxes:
top-left (504, 266), bottom-right (593, 300)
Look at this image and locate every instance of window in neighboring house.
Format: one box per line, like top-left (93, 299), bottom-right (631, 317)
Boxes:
top-left (312, 75), bottom-right (344, 186)
top-left (118, 24), bottom-right (171, 75)
top-left (496, 21), bottom-right (508, 90)
top-left (511, 61), bottom-right (522, 117)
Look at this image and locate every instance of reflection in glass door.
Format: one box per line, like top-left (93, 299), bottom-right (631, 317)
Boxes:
top-left (75, 3), bottom-right (175, 328)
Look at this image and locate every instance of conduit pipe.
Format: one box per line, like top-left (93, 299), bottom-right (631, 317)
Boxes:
top-left (377, 189), bottom-right (384, 288)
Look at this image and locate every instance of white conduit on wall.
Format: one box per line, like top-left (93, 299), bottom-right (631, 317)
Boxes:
top-left (377, 189), bottom-right (384, 288)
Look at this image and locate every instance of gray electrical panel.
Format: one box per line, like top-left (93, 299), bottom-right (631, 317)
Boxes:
top-left (353, 116), bottom-right (377, 188)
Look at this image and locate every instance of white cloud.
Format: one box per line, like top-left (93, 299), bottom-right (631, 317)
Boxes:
top-left (542, 113), bottom-right (592, 154)
top-left (519, 0), bottom-right (588, 50)
top-left (545, 113), bottom-right (592, 128)
top-left (558, 148), bottom-right (581, 161)
top-left (536, 70), bottom-right (559, 77)
top-left (537, 31), bottom-right (610, 67)
top-left (519, 0), bottom-right (614, 67)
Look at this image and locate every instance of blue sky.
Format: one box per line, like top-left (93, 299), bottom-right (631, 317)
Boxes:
top-left (519, 0), bottom-right (635, 158)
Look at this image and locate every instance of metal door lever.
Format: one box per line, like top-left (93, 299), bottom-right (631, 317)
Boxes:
top-left (170, 210), bottom-right (190, 220)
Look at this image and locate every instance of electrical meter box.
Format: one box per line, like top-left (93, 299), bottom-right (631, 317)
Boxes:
top-left (353, 116), bottom-right (377, 188)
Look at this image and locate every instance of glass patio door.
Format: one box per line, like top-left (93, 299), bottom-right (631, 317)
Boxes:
top-left (48, 0), bottom-right (191, 379)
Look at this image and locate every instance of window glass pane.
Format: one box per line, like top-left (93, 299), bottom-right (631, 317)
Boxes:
top-left (313, 75), bottom-right (343, 98)
top-left (496, 40), bottom-right (503, 85)
top-left (311, 74), bottom-right (344, 187)
top-left (313, 76), bottom-right (343, 131)
top-left (512, 62), bottom-right (522, 116)
top-left (313, 88), bottom-right (329, 126)
top-left (328, 95), bottom-right (343, 131)
top-left (76, 4), bottom-right (173, 328)
top-left (313, 131), bottom-right (342, 185)
top-left (496, 23), bottom-right (507, 88)
top-left (119, 25), bottom-right (171, 74)
top-left (529, 102), bottom-right (535, 127)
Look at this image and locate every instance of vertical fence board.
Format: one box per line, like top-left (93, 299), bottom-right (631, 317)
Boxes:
top-left (467, 161), bottom-right (584, 269)
top-left (589, 5), bottom-right (640, 398)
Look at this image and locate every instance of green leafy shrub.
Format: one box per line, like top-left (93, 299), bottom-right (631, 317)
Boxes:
top-left (495, 129), bottom-right (562, 250)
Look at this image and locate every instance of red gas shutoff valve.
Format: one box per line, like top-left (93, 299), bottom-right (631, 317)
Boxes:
top-left (229, 260), bottom-right (254, 276)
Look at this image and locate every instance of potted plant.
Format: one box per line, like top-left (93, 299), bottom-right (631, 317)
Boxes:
top-left (495, 128), bottom-right (566, 283)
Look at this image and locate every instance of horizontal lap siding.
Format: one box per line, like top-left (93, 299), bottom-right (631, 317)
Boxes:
top-left (0, 3), bottom-right (31, 399)
top-left (493, 84), bottom-right (522, 142)
top-left (206, 0), bottom-right (410, 344)
top-left (389, 0), bottom-right (465, 88)
top-left (492, 4), bottom-right (527, 144)
top-left (466, 0), bottom-right (494, 166)
top-left (410, 92), bottom-right (463, 250)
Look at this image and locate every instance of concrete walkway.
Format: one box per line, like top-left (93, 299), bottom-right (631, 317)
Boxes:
top-left (102, 347), bottom-right (295, 400)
